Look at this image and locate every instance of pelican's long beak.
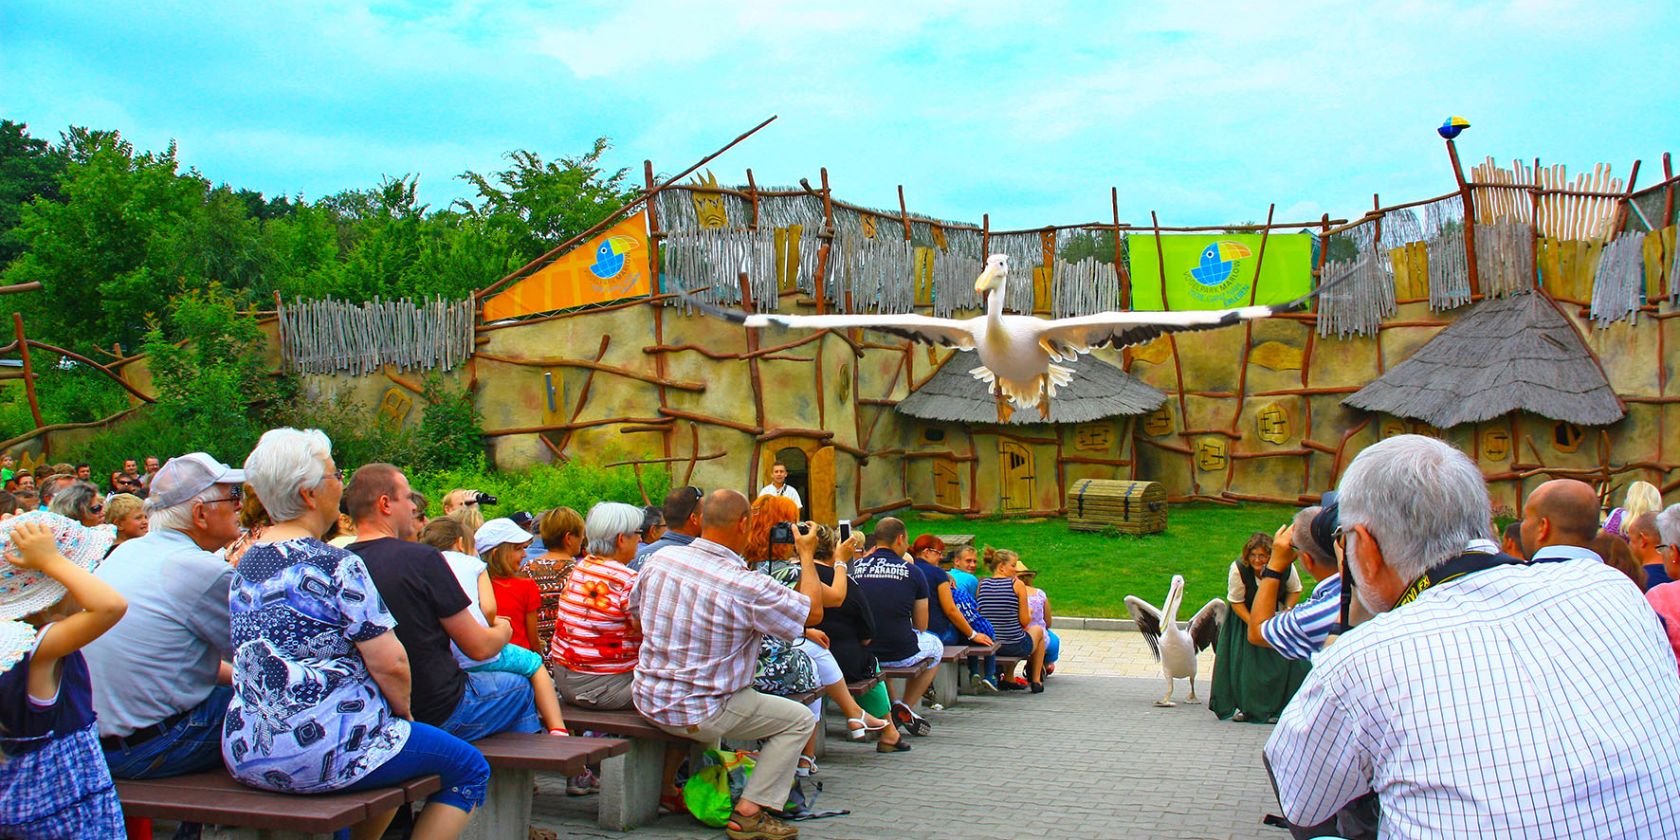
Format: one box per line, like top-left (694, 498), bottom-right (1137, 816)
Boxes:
top-left (975, 264), bottom-right (1002, 294)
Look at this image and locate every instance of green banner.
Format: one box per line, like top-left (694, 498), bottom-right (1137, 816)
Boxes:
top-left (1127, 233), bottom-right (1313, 310)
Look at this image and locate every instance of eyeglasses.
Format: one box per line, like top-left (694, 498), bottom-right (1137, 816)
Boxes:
top-left (202, 486), bottom-right (243, 506)
top-left (326, 468), bottom-right (344, 482)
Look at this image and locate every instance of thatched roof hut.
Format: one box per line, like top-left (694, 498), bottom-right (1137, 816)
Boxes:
top-left (896, 354), bottom-right (1166, 426)
top-left (1343, 291), bottom-right (1624, 427)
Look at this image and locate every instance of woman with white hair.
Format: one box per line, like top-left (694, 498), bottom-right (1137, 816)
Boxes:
top-left (223, 428), bottom-right (489, 840)
top-left (549, 501), bottom-right (644, 711)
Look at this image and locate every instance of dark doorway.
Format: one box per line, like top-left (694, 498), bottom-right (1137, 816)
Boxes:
top-left (775, 446), bottom-right (810, 514)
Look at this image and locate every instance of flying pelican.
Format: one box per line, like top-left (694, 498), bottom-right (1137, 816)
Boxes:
top-left (1124, 575), bottom-right (1226, 707)
top-left (683, 253), bottom-right (1354, 422)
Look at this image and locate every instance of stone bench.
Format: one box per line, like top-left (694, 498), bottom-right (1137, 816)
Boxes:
top-left (557, 703), bottom-right (699, 831)
top-left (462, 732), bottom-right (629, 840)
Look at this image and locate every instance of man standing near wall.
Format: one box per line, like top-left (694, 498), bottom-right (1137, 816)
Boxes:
top-left (757, 463), bottom-right (802, 514)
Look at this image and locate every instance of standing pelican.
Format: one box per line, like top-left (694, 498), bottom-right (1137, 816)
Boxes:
top-left (683, 254), bottom-right (1354, 422)
top-left (1124, 575), bottom-right (1226, 707)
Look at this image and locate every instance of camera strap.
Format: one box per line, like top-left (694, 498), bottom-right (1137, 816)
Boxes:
top-left (1393, 551), bottom-right (1521, 610)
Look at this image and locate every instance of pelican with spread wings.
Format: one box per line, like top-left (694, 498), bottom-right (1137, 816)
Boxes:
top-left (686, 253), bottom-right (1340, 421)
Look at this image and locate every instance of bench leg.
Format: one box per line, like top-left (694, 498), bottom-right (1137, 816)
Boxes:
top-left (459, 766), bottom-right (533, 840)
top-left (597, 737), bottom-right (663, 830)
top-left (957, 659), bottom-right (976, 695)
top-left (931, 665), bottom-right (959, 708)
top-left (202, 827), bottom-right (335, 840)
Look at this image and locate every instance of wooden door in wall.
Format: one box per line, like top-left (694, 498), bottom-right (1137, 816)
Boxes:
top-left (998, 441), bottom-right (1034, 513)
top-left (932, 458), bottom-right (962, 509)
top-left (809, 446), bottom-right (836, 524)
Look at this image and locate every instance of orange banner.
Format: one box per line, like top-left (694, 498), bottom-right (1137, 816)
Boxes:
top-left (483, 212), bottom-right (652, 320)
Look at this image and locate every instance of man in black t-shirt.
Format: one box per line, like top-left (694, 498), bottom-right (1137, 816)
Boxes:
top-left (346, 463), bottom-right (541, 740)
top-left (851, 517), bottom-right (943, 735)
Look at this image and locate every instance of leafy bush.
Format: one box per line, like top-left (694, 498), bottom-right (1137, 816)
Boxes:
top-left (141, 284), bottom-right (281, 458)
top-left (0, 359), bottom-right (131, 439)
top-left (408, 450), bottom-right (669, 519)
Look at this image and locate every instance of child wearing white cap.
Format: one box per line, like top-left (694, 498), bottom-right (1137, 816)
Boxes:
top-left (0, 514), bottom-right (129, 838)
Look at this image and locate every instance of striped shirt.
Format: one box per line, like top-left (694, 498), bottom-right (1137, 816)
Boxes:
top-left (1258, 574), bottom-right (1341, 660)
top-left (977, 577), bottom-right (1026, 644)
top-left (628, 537), bottom-right (809, 727)
top-left (549, 555), bottom-right (640, 674)
top-left (1265, 558), bottom-right (1680, 837)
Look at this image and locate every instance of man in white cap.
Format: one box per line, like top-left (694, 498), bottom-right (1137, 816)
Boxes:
top-left (83, 452), bottom-right (244, 780)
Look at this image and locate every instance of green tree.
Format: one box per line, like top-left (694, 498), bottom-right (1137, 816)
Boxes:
top-left (456, 137), bottom-right (637, 264)
top-left (1, 130), bottom-right (218, 351)
top-left (0, 120), bottom-right (67, 268)
top-left (142, 284), bottom-right (282, 458)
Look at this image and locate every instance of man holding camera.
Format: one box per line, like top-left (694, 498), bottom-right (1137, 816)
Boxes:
top-left (1265, 435), bottom-right (1680, 837)
top-left (631, 489), bottom-right (827, 840)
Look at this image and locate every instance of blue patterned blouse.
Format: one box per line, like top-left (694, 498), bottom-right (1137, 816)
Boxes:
top-left (222, 538), bottom-right (410, 793)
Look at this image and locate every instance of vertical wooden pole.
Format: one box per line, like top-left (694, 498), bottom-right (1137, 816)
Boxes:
top-left (1663, 152), bottom-right (1675, 231)
top-left (1111, 187), bottom-right (1130, 309)
top-left (644, 161), bottom-right (674, 459)
top-left (1150, 211), bottom-right (1169, 311)
top-left (1446, 139), bottom-right (1481, 298)
top-left (981, 214), bottom-right (990, 257)
top-left (13, 313), bottom-right (42, 430)
top-left (1530, 157), bottom-right (1543, 289)
top-left (745, 169), bottom-right (759, 230)
top-left (1613, 159), bottom-right (1643, 234)
top-left (896, 186), bottom-right (912, 240)
top-left (1315, 213), bottom-right (1330, 312)
top-left (814, 168), bottom-right (834, 315)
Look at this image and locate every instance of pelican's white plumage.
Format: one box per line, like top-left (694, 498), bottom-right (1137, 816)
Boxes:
top-left (683, 253), bottom-right (1312, 421)
top-left (1124, 575), bottom-right (1226, 707)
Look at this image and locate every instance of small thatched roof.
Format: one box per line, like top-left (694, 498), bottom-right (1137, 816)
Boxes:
top-left (1343, 291), bottom-right (1624, 428)
top-left (895, 354), bottom-right (1166, 426)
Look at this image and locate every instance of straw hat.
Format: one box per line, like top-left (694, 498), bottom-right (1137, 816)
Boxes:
top-left (0, 619), bottom-right (34, 676)
top-left (0, 511), bottom-right (112, 622)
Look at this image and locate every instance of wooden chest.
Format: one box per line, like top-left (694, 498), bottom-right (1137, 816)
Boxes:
top-left (1066, 479), bottom-right (1167, 534)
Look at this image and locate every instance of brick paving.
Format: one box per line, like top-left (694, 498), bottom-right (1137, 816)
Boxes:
top-left (533, 630), bottom-right (1283, 840)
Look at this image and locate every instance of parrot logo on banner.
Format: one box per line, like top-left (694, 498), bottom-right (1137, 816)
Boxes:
top-left (589, 235), bottom-right (641, 280)
top-left (1185, 240), bottom-right (1255, 308)
top-left (1190, 241), bottom-right (1252, 287)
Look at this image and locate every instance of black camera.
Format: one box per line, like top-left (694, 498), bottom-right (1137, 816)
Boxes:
top-left (471, 490), bottom-right (498, 507)
top-left (769, 521), bottom-right (809, 545)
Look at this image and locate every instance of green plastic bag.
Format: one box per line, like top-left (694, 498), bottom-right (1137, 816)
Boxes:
top-left (682, 748), bottom-right (756, 828)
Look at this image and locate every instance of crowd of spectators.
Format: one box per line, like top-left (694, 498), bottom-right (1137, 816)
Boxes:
top-left (1, 442), bottom-right (1062, 840)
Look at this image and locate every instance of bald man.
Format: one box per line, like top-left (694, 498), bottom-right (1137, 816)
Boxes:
top-left (1520, 479), bottom-right (1606, 565)
top-left (1629, 512), bottom-right (1671, 590)
top-left (629, 488), bottom-right (826, 838)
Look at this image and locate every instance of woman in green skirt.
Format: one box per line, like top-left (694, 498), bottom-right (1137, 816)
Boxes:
top-left (1210, 532), bottom-right (1311, 722)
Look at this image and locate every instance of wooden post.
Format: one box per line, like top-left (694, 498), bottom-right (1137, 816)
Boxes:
top-left (1446, 139), bottom-right (1481, 298)
top-left (1315, 213), bottom-right (1330, 313)
top-left (896, 186), bottom-right (912, 240)
top-left (981, 214), bottom-right (990, 257)
top-left (643, 160), bottom-right (662, 296)
top-left (1112, 187), bottom-right (1130, 309)
top-left (814, 168), bottom-right (834, 315)
top-left (1613, 159), bottom-right (1643, 233)
top-left (1530, 157), bottom-right (1543, 289)
top-left (1664, 152), bottom-right (1675, 232)
top-left (745, 168), bottom-right (760, 230)
top-left (13, 312), bottom-right (42, 429)
top-left (645, 159), bottom-right (674, 459)
top-left (1150, 211), bottom-right (1169, 311)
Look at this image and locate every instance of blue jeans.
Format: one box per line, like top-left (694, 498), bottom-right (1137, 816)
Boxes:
top-left (437, 670), bottom-right (541, 742)
top-left (938, 626), bottom-right (997, 685)
top-left (343, 721), bottom-right (489, 813)
top-left (103, 686), bottom-right (232, 780)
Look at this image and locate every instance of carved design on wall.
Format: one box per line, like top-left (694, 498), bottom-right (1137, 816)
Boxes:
top-left (1196, 437), bottom-right (1227, 472)
top-left (1249, 341), bottom-right (1305, 372)
top-left (837, 362), bottom-right (851, 403)
top-left (689, 171), bottom-right (729, 229)
top-left (1381, 420), bottom-right (1407, 439)
top-left (377, 387), bottom-right (414, 428)
top-left (1142, 404), bottom-right (1174, 437)
top-left (1256, 402), bottom-right (1290, 444)
top-left (1074, 422), bottom-right (1113, 452)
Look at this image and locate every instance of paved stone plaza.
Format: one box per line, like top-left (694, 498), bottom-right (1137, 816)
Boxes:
top-left (534, 629), bottom-right (1283, 839)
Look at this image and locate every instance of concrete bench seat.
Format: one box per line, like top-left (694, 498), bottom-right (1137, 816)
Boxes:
top-left (116, 770), bottom-right (440, 840)
top-left (462, 732), bottom-right (628, 840)
top-left (557, 702), bottom-right (697, 831)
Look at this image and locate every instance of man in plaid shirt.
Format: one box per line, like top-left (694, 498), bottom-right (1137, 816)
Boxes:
top-left (630, 489), bottom-right (826, 840)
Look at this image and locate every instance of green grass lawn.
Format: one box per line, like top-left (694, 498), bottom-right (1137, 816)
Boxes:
top-left (896, 503), bottom-right (1303, 619)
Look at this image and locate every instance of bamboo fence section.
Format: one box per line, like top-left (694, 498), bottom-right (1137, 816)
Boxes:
top-left (278, 296), bottom-right (474, 376)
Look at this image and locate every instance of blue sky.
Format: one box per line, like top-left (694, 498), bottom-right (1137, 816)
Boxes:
top-left (4, 1), bottom-right (1674, 228)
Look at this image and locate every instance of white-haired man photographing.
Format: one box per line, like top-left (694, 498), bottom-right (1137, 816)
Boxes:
top-left (1264, 435), bottom-right (1680, 838)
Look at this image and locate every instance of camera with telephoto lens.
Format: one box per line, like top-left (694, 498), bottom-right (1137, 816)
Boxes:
top-left (471, 490), bottom-right (498, 507)
top-left (769, 521), bottom-right (810, 545)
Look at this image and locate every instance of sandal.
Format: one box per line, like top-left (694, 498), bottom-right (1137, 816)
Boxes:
top-left (876, 738), bottom-right (912, 753)
top-left (727, 807), bottom-right (800, 840)
top-left (796, 754), bottom-right (818, 777)
top-left (891, 702), bottom-right (932, 736)
top-left (845, 716), bottom-right (889, 740)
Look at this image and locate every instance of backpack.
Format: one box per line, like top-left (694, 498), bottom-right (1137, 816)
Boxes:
top-left (683, 749), bottom-right (756, 828)
top-left (754, 635), bottom-right (821, 696)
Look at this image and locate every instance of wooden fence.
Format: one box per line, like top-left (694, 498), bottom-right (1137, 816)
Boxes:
top-left (277, 296), bottom-right (474, 376)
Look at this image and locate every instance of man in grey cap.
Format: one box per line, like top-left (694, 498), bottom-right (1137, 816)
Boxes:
top-left (84, 452), bottom-right (245, 780)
